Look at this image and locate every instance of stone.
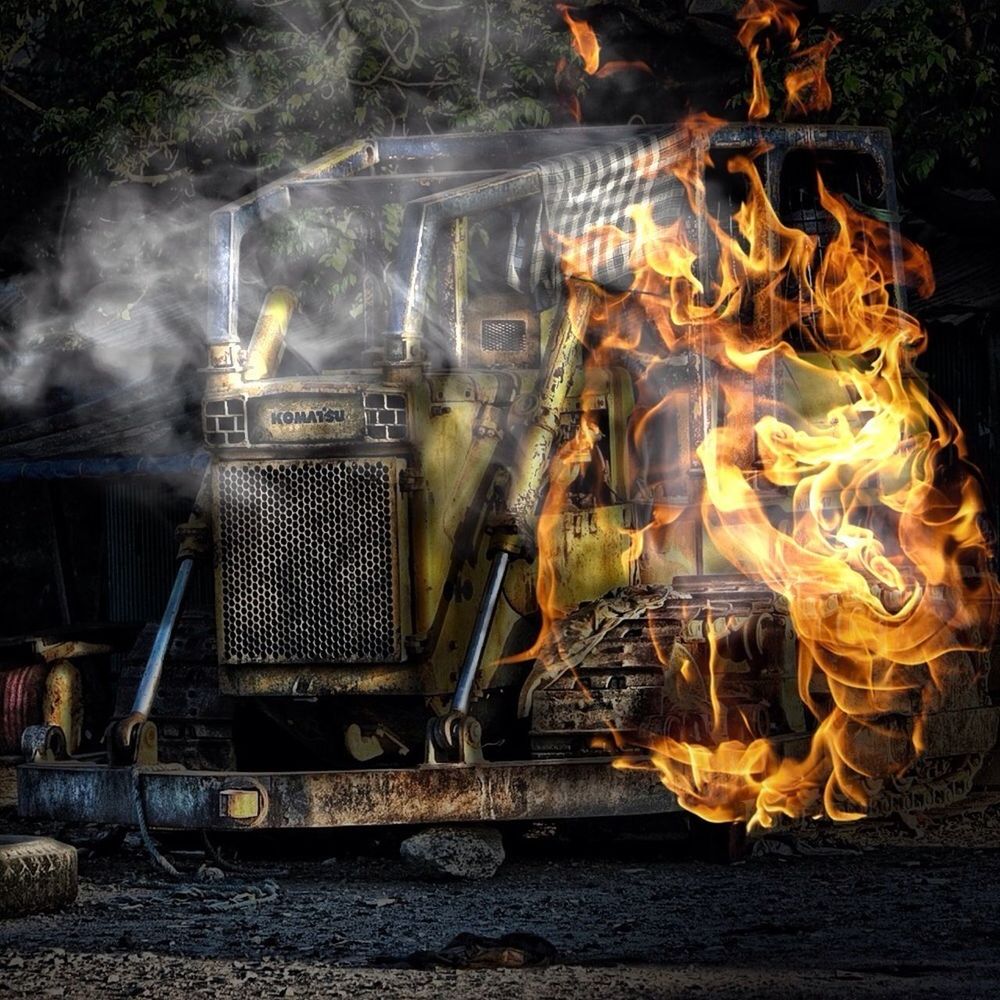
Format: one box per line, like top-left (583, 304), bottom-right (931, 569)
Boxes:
top-left (399, 825), bottom-right (505, 880)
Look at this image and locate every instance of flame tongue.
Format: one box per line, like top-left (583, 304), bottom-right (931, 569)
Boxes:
top-left (784, 31), bottom-right (841, 117)
top-left (735, 1), bottom-right (840, 120)
top-left (558, 3), bottom-right (652, 87)
top-left (736, 0), bottom-right (803, 120)
top-left (558, 4), bottom-right (600, 75)
top-left (559, 1), bottom-right (837, 122)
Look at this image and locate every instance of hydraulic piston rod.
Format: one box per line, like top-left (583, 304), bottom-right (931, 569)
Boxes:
top-left (110, 472), bottom-right (211, 761)
top-left (131, 556), bottom-right (193, 721)
top-left (111, 557), bottom-right (193, 758)
top-left (452, 550), bottom-right (510, 716)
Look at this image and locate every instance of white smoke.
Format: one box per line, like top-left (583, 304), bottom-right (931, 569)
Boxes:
top-left (0, 0), bottom-right (559, 456)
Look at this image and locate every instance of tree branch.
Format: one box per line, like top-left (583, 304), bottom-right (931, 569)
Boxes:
top-left (476, 0), bottom-right (492, 102)
top-left (0, 82), bottom-right (43, 114)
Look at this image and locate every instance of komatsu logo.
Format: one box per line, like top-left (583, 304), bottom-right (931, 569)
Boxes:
top-left (271, 407), bottom-right (345, 425)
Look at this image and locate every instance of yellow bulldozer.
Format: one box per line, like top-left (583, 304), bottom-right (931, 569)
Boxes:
top-left (15, 123), bottom-right (997, 839)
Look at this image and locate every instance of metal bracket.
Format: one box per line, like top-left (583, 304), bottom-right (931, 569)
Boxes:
top-left (426, 713), bottom-right (484, 765)
top-left (108, 718), bottom-right (159, 766)
top-left (21, 725), bottom-right (68, 764)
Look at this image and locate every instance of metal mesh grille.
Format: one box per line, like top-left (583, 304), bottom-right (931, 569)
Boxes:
top-left (216, 459), bottom-right (400, 664)
top-left (481, 318), bottom-right (526, 353)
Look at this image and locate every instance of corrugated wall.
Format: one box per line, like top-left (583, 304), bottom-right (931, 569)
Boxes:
top-left (922, 317), bottom-right (998, 528)
top-left (103, 477), bottom-right (212, 624)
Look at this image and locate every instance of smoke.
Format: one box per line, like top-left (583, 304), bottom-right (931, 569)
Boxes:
top-left (0, 0), bottom-right (563, 456)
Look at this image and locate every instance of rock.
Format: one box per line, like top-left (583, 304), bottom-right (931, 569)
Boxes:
top-left (399, 825), bottom-right (505, 880)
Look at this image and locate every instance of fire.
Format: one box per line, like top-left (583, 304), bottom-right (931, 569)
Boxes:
top-left (734, 1), bottom-right (838, 120)
top-left (532, 126), bottom-right (997, 828)
top-left (559, 1), bottom-right (838, 123)
top-left (541, 0), bottom-right (997, 830)
top-left (784, 31), bottom-right (841, 117)
top-left (535, 386), bottom-right (606, 643)
top-left (557, 4), bottom-right (651, 84)
top-left (736, 0), bottom-right (802, 120)
top-left (558, 4), bottom-right (600, 76)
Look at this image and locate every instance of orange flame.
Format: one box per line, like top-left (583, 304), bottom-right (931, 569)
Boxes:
top-left (531, 377), bottom-right (608, 662)
top-left (784, 32), bottom-right (841, 117)
top-left (536, 122), bottom-right (998, 829)
top-left (594, 60), bottom-right (653, 80)
top-left (736, 0), bottom-right (803, 120)
top-left (558, 3), bottom-right (651, 82)
top-left (558, 4), bottom-right (600, 76)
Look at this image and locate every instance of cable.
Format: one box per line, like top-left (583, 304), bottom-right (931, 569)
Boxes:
top-left (130, 766), bottom-right (182, 879)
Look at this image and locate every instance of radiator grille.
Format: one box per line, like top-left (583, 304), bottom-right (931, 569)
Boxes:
top-left (216, 459), bottom-right (401, 664)
top-left (481, 318), bottom-right (526, 353)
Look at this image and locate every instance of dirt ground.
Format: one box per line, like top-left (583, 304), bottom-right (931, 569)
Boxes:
top-left (1, 802), bottom-right (999, 1000)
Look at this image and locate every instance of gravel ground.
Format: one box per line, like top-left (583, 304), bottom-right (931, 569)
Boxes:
top-left (1, 807), bottom-right (999, 999)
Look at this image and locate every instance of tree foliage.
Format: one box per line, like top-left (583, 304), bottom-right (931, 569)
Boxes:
top-left (826, 0), bottom-right (999, 186)
top-left (0, 0), bottom-right (996, 272)
top-left (0, 0), bottom-right (563, 197)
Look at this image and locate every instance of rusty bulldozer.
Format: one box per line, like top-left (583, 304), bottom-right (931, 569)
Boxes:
top-left (15, 124), bottom-right (998, 837)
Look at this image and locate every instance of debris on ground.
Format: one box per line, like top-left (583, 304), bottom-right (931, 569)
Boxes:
top-left (169, 877), bottom-right (280, 913)
top-left (1, 809), bottom-right (999, 997)
top-left (751, 835), bottom-right (861, 858)
top-left (408, 932), bottom-right (558, 969)
top-left (790, 794), bottom-right (1000, 850)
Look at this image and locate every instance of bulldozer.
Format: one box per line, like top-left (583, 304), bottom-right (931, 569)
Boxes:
top-left (15, 123), bottom-right (998, 837)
